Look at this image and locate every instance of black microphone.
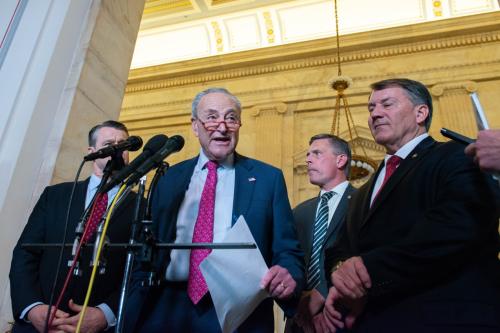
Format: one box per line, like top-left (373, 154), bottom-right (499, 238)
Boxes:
top-left (84, 136), bottom-right (143, 161)
top-left (99, 134), bottom-right (168, 193)
top-left (126, 135), bottom-right (185, 187)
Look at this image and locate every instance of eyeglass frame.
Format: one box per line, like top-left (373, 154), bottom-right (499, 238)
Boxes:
top-left (193, 115), bottom-right (242, 132)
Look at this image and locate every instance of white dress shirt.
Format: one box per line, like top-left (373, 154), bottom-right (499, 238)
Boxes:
top-left (166, 149), bottom-right (235, 281)
top-left (370, 133), bottom-right (429, 205)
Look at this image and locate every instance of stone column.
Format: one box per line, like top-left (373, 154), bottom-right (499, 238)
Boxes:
top-left (431, 81), bottom-right (478, 138)
top-left (250, 102), bottom-right (287, 168)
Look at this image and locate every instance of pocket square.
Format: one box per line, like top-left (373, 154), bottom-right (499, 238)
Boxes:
top-left (248, 177), bottom-right (256, 182)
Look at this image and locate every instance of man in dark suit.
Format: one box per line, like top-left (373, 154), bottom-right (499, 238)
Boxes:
top-left (321, 78), bottom-right (500, 332)
top-left (10, 120), bottom-right (136, 333)
top-left (286, 134), bottom-right (355, 333)
top-left (125, 88), bottom-right (304, 333)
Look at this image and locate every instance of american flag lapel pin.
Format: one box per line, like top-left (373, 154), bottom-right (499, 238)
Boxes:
top-left (248, 177), bottom-right (256, 182)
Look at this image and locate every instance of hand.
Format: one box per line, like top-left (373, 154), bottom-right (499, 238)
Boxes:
top-left (324, 286), bottom-right (366, 331)
top-left (294, 289), bottom-right (325, 327)
top-left (260, 265), bottom-right (297, 300)
top-left (27, 304), bottom-right (69, 333)
top-left (322, 287), bottom-right (345, 332)
top-left (312, 312), bottom-right (335, 333)
top-left (51, 299), bottom-right (107, 333)
top-left (331, 256), bottom-right (371, 299)
top-left (465, 129), bottom-right (500, 173)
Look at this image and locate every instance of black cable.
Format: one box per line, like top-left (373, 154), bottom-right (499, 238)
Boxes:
top-left (43, 160), bottom-right (85, 333)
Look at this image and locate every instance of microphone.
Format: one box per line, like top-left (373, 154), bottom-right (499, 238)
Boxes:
top-left (126, 135), bottom-right (185, 187)
top-left (84, 136), bottom-right (143, 161)
top-left (99, 134), bottom-right (168, 193)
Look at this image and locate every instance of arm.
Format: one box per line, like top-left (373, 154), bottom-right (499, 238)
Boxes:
top-left (261, 170), bottom-right (305, 315)
top-left (362, 145), bottom-right (499, 298)
top-left (9, 188), bottom-right (50, 319)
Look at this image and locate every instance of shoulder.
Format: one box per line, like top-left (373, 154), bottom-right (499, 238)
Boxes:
top-left (235, 154), bottom-right (282, 175)
top-left (42, 179), bottom-right (87, 195)
top-left (294, 196), bottom-right (317, 211)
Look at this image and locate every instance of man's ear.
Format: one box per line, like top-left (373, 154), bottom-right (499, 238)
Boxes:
top-left (415, 104), bottom-right (429, 126)
top-left (87, 146), bottom-right (95, 154)
top-left (336, 154), bottom-right (348, 170)
top-left (192, 118), bottom-right (199, 138)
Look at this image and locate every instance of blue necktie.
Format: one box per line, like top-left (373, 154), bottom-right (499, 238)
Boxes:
top-left (306, 191), bottom-right (335, 290)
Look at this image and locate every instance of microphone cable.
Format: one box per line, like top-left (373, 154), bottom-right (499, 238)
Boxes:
top-left (75, 183), bottom-right (128, 333)
top-left (43, 160), bottom-right (85, 333)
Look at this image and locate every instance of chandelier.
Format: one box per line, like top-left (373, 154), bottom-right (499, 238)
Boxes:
top-left (330, 0), bottom-right (377, 180)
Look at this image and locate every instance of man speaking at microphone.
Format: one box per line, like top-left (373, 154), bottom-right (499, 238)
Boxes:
top-left (10, 120), bottom-right (137, 333)
top-left (126, 88), bottom-right (305, 332)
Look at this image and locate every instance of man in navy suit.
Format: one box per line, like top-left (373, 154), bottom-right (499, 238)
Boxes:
top-left (286, 134), bottom-right (355, 333)
top-left (321, 78), bottom-right (500, 332)
top-left (126, 88), bottom-right (304, 332)
top-left (10, 120), bottom-right (136, 333)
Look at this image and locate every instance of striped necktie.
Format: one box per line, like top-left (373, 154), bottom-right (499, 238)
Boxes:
top-left (306, 191), bottom-right (335, 290)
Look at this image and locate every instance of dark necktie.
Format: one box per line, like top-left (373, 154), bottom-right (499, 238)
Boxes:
top-left (82, 192), bottom-right (108, 243)
top-left (188, 160), bottom-right (218, 304)
top-left (306, 191), bottom-right (335, 290)
top-left (373, 155), bottom-right (402, 202)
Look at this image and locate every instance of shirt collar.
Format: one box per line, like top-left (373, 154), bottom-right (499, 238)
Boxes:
top-left (320, 180), bottom-right (349, 197)
top-left (386, 133), bottom-right (428, 161)
top-left (197, 148), bottom-right (234, 171)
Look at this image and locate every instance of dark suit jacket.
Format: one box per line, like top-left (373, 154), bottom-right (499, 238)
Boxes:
top-left (126, 154), bottom-right (305, 332)
top-left (294, 184), bottom-right (356, 297)
top-left (325, 137), bottom-right (500, 332)
top-left (10, 178), bottom-right (136, 327)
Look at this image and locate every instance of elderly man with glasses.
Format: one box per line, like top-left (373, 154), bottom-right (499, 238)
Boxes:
top-left (125, 88), bottom-right (305, 333)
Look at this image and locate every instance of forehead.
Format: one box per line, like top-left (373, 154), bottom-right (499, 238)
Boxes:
top-left (369, 86), bottom-right (408, 103)
top-left (197, 92), bottom-right (240, 114)
top-left (309, 138), bottom-right (332, 151)
top-left (95, 127), bottom-right (128, 142)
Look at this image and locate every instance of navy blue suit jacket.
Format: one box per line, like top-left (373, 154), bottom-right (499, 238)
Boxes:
top-left (126, 154), bottom-right (305, 332)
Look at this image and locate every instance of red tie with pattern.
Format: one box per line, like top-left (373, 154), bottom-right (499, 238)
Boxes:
top-left (188, 160), bottom-right (218, 304)
top-left (373, 155), bottom-right (402, 202)
top-left (82, 192), bottom-right (108, 243)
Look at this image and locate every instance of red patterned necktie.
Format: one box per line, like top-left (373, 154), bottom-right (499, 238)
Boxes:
top-left (82, 192), bottom-right (108, 243)
top-left (373, 155), bottom-right (402, 202)
top-left (188, 160), bottom-right (218, 304)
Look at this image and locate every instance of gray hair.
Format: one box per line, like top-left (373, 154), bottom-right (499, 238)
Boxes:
top-left (191, 88), bottom-right (242, 118)
top-left (370, 78), bottom-right (433, 131)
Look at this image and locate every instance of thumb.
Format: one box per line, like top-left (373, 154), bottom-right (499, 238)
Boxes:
top-left (68, 299), bottom-right (83, 312)
top-left (345, 313), bottom-right (357, 329)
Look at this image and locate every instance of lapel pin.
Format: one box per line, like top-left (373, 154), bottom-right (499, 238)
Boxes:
top-left (248, 177), bottom-right (256, 182)
top-left (412, 153), bottom-right (418, 158)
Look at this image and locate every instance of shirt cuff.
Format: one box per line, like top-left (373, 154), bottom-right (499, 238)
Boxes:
top-left (20, 302), bottom-right (44, 322)
top-left (96, 303), bottom-right (116, 330)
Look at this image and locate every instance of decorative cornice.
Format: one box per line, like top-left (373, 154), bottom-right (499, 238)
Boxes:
top-left (250, 102), bottom-right (287, 117)
top-left (125, 29), bottom-right (500, 93)
top-left (430, 80), bottom-right (478, 96)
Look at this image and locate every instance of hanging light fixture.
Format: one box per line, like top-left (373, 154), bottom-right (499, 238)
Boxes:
top-left (330, 0), bottom-right (377, 180)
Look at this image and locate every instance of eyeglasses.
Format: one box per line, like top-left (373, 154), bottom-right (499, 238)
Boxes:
top-left (196, 117), bottom-right (241, 132)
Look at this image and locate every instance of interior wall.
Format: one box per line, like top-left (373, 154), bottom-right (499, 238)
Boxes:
top-left (121, 11), bottom-right (500, 207)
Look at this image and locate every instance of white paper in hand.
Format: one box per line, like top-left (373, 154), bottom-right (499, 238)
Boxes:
top-left (199, 215), bottom-right (269, 333)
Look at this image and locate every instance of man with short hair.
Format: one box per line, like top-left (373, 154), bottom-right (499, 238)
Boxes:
top-left (286, 134), bottom-right (355, 333)
top-left (125, 88), bottom-right (305, 333)
top-left (10, 120), bottom-right (136, 333)
top-left (321, 78), bottom-right (500, 332)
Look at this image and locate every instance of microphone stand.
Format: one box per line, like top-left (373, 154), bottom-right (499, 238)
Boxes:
top-left (115, 161), bottom-right (168, 333)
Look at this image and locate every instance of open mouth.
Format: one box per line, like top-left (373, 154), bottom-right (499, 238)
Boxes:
top-left (212, 137), bottom-right (230, 143)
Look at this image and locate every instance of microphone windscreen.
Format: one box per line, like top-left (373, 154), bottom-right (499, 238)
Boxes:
top-left (128, 136), bottom-right (143, 151)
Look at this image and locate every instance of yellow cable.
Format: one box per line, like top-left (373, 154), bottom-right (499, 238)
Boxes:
top-left (76, 185), bottom-right (127, 333)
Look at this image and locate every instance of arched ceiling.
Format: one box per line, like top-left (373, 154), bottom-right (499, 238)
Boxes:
top-left (131, 0), bottom-right (500, 69)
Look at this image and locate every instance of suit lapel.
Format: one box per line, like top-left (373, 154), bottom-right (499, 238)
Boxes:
top-left (362, 137), bottom-right (437, 228)
top-left (232, 154), bottom-right (256, 225)
top-left (302, 197), bottom-right (319, 263)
